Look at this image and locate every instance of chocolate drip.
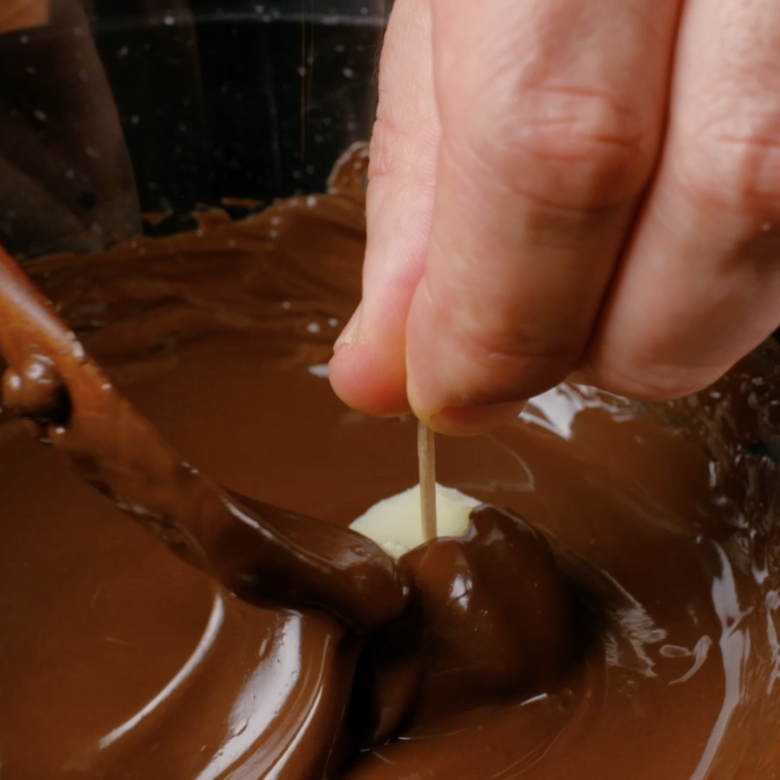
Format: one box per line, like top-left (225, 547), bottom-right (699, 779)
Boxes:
top-left (401, 504), bottom-right (575, 719)
top-left (352, 504), bottom-right (576, 745)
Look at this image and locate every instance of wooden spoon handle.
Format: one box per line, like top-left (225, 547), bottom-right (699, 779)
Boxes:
top-left (0, 245), bottom-right (107, 411)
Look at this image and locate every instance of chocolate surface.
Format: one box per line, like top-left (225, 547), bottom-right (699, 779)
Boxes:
top-left (0, 177), bottom-right (408, 635)
top-left (0, 145), bottom-right (779, 779)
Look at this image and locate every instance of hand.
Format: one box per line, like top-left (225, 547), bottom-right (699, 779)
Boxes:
top-left (329, 0), bottom-right (780, 434)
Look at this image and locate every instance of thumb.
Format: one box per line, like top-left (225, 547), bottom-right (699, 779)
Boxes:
top-left (328, 0), bottom-right (440, 418)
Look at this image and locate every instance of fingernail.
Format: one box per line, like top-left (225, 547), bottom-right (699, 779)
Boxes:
top-left (426, 401), bottom-right (527, 436)
top-left (334, 302), bottom-right (364, 352)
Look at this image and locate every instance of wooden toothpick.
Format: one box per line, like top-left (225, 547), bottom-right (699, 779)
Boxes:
top-left (418, 421), bottom-right (437, 542)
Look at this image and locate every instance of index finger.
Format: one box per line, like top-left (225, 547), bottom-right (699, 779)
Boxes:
top-left (406, 0), bottom-right (680, 433)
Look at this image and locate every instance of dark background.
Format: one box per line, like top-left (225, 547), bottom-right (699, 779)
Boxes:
top-left (0, 1), bottom-right (388, 255)
top-left (90, 1), bottom-right (387, 220)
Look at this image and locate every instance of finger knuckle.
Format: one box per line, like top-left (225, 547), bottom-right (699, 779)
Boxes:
top-left (430, 293), bottom-right (581, 402)
top-left (587, 356), bottom-right (709, 402)
top-left (464, 327), bottom-right (581, 376)
top-left (461, 339), bottom-right (579, 403)
top-left (467, 85), bottom-right (653, 209)
top-left (678, 120), bottom-right (780, 215)
top-left (368, 114), bottom-right (438, 186)
top-left (368, 115), bottom-right (406, 182)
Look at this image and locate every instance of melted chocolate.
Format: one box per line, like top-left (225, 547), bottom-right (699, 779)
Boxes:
top-left (0, 144), bottom-right (779, 779)
top-left (0, 244), bottom-right (409, 633)
top-left (352, 504), bottom-right (576, 745)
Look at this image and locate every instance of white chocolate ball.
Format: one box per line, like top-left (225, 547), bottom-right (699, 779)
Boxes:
top-left (350, 484), bottom-right (481, 560)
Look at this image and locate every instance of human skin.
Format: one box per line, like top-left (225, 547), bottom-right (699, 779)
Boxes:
top-left (329, 0), bottom-right (780, 435)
